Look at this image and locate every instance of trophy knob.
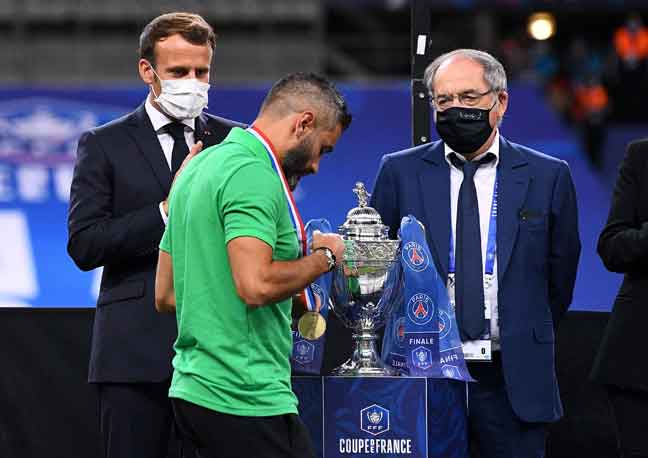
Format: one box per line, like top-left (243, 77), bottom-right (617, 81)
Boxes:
top-left (340, 182), bottom-right (390, 241)
top-left (352, 182), bottom-right (370, 208)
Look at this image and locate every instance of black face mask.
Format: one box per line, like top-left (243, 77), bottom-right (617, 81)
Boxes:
top-left (435, 103), bottom-right (496, 155)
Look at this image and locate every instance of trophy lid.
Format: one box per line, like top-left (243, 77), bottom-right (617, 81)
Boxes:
top-left (338, 182), bottom-right (390, 241)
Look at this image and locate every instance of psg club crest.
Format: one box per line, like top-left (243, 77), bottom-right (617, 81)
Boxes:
top-left (402, 241), bottom-right (429, 272)
top-left (407, 293), bottom-right (434, 326)
top-left (360, 404), bottom-right (390, 436)
top-left (393, 316), bottom-right (406, 347)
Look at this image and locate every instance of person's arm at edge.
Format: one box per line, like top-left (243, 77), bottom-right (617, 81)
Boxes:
top-left (598, 140), bottom-right (648, 272)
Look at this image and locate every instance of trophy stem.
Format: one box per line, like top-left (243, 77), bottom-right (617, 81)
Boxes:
top-left (331, 328), bottom-right (396, 377)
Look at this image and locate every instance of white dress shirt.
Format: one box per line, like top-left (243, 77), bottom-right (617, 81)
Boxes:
top-left (444, 130), bottom-right (501, 349)
top-left (144, 97), bottom-right (196, 224)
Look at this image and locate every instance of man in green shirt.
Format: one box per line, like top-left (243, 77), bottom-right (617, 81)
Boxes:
top-left (155, 72), bottom-right (351, 458)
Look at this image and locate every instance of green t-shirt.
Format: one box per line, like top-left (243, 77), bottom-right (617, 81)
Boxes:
top-left (159, 127), bottom-right (300, 416)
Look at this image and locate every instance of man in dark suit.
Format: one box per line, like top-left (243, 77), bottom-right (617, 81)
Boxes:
top-left (67, 12), bottom-right (243, 458)
top-left (592, 138), bottom-right (648, 458)
top-left (371, 49), bottom-right (580, 458)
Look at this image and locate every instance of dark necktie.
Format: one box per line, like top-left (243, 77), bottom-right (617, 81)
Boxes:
top-left (449, 152), bottom-right (496, 341)
top-left (165, 122), bottom-right (189, 176)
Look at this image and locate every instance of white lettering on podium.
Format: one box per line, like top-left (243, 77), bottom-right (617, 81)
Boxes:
top-left (338, 438), bottom-right (413, 454)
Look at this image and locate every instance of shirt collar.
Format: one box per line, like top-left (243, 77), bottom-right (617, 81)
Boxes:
top-left (144, 95), bottom-right (195, 133)
top-left (444, 130), bottom-right (500, 169)
top-left (217, 127), bottom-right (272, 165)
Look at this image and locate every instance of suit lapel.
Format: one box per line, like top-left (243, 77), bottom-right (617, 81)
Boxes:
top-left (496, 136), bottom-right (530, 282)
top-left (126, 104), bottom-right (172, 194)
top-left (418, 142), bottom-right (451, 280)
top-left (196, 114), bottom-right (230, 147)
top-left (195, 114), bottom-right (218, 148)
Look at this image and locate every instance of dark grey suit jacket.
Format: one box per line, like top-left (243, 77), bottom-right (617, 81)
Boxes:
top-left (593, 138), bottom-right (648, 392)
top-left (67, 103), bottom-right (245, 382)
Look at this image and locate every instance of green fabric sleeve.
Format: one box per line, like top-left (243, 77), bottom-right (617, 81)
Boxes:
top-left (221, 162), bottom-right (283, 250)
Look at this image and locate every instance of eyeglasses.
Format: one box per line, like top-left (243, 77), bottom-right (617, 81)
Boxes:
top-left (432, 89), bottom-right (494, 110)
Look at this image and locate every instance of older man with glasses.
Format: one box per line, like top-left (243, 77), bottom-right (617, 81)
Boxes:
top-left (370, 48), bottom-right (581, 458)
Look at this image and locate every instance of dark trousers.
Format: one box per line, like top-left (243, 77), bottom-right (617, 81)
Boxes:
top-left (467, 353), bottom-right (547, 458)
top-left (171, 397), bottom-right (316, 458)
top-left (607, 385), bottom-right (648, 458)
top-left (98, 381), bottom-right (187, 458)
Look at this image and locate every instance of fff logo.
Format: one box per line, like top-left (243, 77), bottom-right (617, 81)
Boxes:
top-left (360, 404), bottom-right (390, 436)
top-left (292, 340), bottom-right (314, 365)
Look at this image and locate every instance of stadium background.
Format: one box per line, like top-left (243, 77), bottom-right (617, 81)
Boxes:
top-left (1, 1), bottom-right (647, 457)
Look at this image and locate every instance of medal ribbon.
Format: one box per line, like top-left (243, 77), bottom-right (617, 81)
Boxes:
top-left (247, 126), bottom-right (316, 311)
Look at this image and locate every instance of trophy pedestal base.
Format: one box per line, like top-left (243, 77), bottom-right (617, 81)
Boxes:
top-left (291, 376), bottom-right (469, 458)
top-left (331, 330), bottom-right (396, 376)
top-left (331, 359), bottom-right (396, 377)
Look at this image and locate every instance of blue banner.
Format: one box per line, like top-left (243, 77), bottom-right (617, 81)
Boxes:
top-left (383, 216), bottom-right (473, 382)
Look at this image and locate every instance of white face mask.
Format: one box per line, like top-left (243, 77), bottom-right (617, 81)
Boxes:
top-left (149, 66), bottom-right (210, 120)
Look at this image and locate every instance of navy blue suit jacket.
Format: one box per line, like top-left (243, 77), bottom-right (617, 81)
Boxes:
top-left (67, 104), bottom-right (245, 383)
top-left (370, 136), bottom-right (581, 422)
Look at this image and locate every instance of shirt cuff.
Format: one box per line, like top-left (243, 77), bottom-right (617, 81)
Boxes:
top-left (159, 201), bottom-right (168, 225)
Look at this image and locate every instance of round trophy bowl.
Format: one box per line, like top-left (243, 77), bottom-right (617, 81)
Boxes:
top-left (328, 182), bottom-right (403, 376)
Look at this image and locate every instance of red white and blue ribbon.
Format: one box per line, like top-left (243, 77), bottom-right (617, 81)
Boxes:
top-left (247, 126), bottom-right (316, 312)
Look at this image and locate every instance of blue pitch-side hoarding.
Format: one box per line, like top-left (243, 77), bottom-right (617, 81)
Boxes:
top-left (0, 85), bottom-right (617, 310)
top-left (0, 86), bottom-right (412, 308)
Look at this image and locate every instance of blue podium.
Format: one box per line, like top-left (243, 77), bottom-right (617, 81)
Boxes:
top-left (292, 377), bottom-right (469, 458)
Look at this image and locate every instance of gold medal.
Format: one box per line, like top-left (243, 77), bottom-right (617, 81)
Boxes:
top-left (297, 311), bottom-right (327, 341)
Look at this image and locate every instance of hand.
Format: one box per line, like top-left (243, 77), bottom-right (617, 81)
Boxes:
top-left (173, 140), bottom-right (203, 184)
top-left (311, 231), bottom-right (345, 267)
top-left (162, 141), bottom-right (204, 215)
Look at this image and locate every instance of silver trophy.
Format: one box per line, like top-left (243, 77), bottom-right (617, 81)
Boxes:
top-left (330, 182), bottom-right (403, 376)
